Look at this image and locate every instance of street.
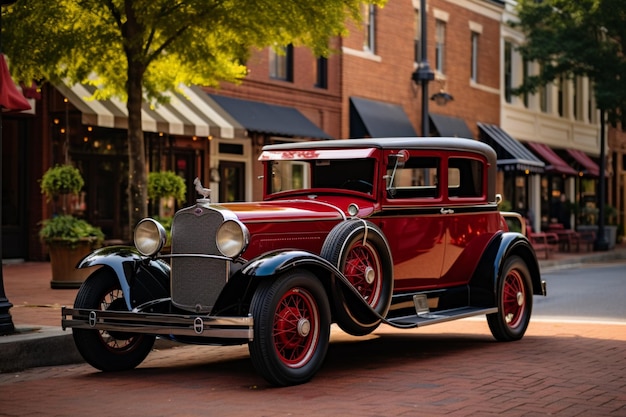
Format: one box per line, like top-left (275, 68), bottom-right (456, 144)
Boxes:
top-left (535, 260), bottom-right (626, 322)
top-left (0, 261), bottom-right (625, 416)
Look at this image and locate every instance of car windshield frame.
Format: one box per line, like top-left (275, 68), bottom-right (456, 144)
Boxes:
top-left (261, 148), bottom-right (379, 199)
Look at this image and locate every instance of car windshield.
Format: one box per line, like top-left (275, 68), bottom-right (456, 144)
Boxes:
top-left (268, 158), bottom-right (376, 195)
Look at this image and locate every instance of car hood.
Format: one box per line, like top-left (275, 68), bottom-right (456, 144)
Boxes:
top-left (217, 199), bottom-right (347, 223)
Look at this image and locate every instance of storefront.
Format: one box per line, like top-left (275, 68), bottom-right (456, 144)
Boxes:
top-left (477, 123), bottom-right (545, 231)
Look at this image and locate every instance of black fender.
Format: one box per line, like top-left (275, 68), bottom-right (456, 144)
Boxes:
top-left (237, 249), bottom-right (376, 320)
top-left (77, 246), bottom-right (171, 310)
top-left (241, 249), bottom-right (340, 280)
top-left (469, 231), bottom-right (543, 307)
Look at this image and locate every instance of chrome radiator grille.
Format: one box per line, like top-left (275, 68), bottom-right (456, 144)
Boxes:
top-left (170, 205), bottom-right (229, 313)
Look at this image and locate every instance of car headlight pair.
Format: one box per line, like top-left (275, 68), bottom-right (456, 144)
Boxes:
top-left (133, 218), bottom-right (249, 258)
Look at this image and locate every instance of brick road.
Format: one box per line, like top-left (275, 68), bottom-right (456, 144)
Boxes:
top-left (1, 318), bottom-right (625, 416)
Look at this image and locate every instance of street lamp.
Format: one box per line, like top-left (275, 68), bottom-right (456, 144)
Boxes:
top-left (0, 0), bottom-right (19, 336)
top-left (431, 79), bottom-right (454, 106)
top-left (411, 0), bottom-right (434, 137)
top-left (594, 108), bottom-right (609, 251)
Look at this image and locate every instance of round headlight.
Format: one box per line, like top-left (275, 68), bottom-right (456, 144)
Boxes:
top-left (216, 220), bottom-right (249, 258)
top-left (134, 218), bottom-right (167, 256)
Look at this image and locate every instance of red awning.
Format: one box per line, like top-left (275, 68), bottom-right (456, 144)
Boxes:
top-left (0, 54), bottom-right (31, 112)
top-left (566, 149), bottom-right (600, 177)
top-left (526, 142), bottom-right (578, 176)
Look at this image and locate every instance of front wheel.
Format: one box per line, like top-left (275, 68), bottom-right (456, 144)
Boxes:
top-left (72, 268), bottom-right (155, 371)
top-left (249, 269), bottom-right (331, 386)
top-left (487, 256), bottom-right (533, 342)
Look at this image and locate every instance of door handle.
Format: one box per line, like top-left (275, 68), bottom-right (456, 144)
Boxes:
top-left (440, 208), bottom-right (454, 215)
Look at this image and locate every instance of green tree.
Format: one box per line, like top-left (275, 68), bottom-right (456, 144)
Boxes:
top-left (2, 0), bottom-right (384, 238)
top-left (513, 0), bottom-right (623, 248)
top-left (513, 0), bottom-right (626, 123)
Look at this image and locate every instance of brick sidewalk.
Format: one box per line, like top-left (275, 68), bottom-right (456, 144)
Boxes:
top-left (2, 261), bottom-right (78, 328)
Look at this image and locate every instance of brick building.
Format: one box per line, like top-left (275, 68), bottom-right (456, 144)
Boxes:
top-left (2, 0), bottom-right (623, 261)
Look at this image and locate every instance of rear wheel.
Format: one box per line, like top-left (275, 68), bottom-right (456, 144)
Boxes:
top-left (72, 268), bottom-right (155, 371)
top-left (487, 256), bottom-right (532, 341)
top-left (249, 269), bottom-right (331, 386)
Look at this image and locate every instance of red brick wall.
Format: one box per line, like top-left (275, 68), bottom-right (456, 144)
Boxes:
top-left (340, 0), bottom-right (501, 138)
top-left (205, 37), bottom-right (343, 140)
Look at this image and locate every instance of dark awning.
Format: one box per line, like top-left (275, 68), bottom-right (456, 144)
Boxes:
top-left (477, 122), bottom-right (544, 173)
top-left (429, 113), bottom-right (474, 138)
top-left (209, 94), bottom-right (331, 139)
top-left (525, 142), bottom-right (578, 176)
top-left (349, 96), bottom-right (417, 138)
top-left (566, 149), bottom-right (600, 177)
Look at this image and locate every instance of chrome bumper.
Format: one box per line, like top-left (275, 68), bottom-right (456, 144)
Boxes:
top-left (61, 307), bottom-right (254, 341)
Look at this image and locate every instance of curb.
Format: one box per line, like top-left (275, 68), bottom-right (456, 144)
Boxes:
top-left (0, 327), bottom-right (83, 372)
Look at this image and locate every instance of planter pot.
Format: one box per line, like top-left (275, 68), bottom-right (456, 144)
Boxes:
top-left (47, 239), bottom-right (99, 289)
top-left (576, 225), bottom-right (617, 250)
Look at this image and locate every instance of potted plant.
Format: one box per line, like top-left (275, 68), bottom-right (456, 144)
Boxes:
top-left (147, 171), bottom-right (187, 218)
top-left (40, 164), bottom-right (84, 214)
top-left (577, 204), bottom-right (618, 249)
top-left (39, 165), bottom-right (104, 288)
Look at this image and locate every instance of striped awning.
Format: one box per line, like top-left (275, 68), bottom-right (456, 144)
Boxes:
top-left (55, 83), bottom-right (245, 139)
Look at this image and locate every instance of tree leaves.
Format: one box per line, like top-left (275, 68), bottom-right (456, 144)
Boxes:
top-left (515, 0), bottom-right (626, 122)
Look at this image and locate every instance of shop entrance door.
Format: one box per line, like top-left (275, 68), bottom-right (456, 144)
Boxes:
top-left (1, 119), bottom-right (28, 259)
top-left (74, 155), bottom-right (128, 241)
top-left (219, 161), bottom-right (245, 202)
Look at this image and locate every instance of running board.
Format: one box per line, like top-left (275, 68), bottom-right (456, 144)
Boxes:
top-left (387, 306), bottom-right (498, 328)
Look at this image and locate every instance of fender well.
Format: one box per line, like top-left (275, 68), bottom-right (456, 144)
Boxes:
top-left (78, 246), bottom-right (170, 310)
top-left (470, 232), bottom-right (542, 307)
top-left (238, 250), bottom-right (343, 313)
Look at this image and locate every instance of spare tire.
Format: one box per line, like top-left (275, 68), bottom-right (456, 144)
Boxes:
top-left (320, 220), bottom-right (393, 335)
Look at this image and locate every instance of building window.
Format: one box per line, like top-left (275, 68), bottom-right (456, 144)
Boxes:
top-left (573, 76), bottom-right (586, 121)
top-left (557, 76), bottom-right (564, 117)
top-left (363, 4), bottom-right (376, 53)
top-left (314, 57), bottom-right (328, 89)
top-left (435, 20), bottom-right (446, 74)
top-left (414, 9), bottom-right (422, 64)
top-left (470, 32), bottom-right (479, 82)
top-left (588, 81), bottom-right (596, 123)
top-left (504, 41), bottom-right (512, 103)
top-left (538, 63), bottom-right (548, 112)
top-left (522, 59), bottom-right (530, 108)
top-left (269, 44), bottom-right (293, 81)
top-left (539, 84), bottom-right (548, 113)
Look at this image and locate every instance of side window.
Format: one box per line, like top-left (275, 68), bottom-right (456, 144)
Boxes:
top-left (387, 157), bottom-right (440, 199)
top-left (448, 158), bottom-right (483, 198)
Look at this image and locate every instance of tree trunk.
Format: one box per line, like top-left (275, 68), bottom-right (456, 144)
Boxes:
top-left (126, 62), bottom-right (147, 241)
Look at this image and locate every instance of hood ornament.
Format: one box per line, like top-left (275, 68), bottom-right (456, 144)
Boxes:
top-left (193, 178), bottom-right (211, 203)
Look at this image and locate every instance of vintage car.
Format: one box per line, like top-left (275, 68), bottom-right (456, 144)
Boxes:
top-left (62, 137), bottom-right (546, 386)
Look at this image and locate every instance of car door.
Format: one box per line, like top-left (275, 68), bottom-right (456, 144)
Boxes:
top-left (378, 151), bottom-right (447, 290)
top-left (440, 154), bottom-right (501, 285)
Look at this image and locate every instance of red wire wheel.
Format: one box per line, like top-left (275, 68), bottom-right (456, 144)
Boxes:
top-left (487, 255), bottom-right (533, 341)
top-left (343, 241), bottom-right (383, 307)
top-left (501, 268), bottom-right (526, 329)
top-left (249, 269), bottom-right (331, 386)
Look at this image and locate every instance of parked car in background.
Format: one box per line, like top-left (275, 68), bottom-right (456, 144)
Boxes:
top-left (62, 137), bottom-right (546, 386)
